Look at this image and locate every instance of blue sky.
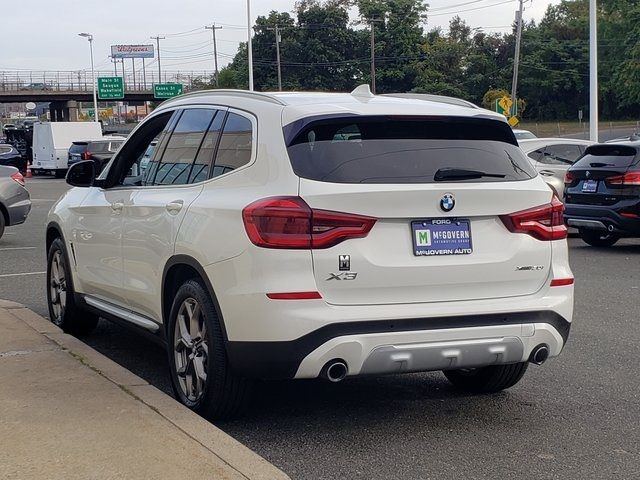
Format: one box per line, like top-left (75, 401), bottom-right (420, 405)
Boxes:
top-left (2, 0), bottom-right (560, 73)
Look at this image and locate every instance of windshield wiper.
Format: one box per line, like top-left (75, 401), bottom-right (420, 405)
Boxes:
top-left (434, 168), bottom-right (506, 181)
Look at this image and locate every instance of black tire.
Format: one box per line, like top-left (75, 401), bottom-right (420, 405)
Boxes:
top-left (167, 279), bottom-right (252, 420)
top-left (0, 212), bottom-right (5, 240)
top-left (55, 169), bottom-right (66, 179)
top-left (579, 229), bottom-right (620, 247)
top-left (443, 362), bottom-right (528, 394)
top-left (46, 237), bottom-right (99, 335)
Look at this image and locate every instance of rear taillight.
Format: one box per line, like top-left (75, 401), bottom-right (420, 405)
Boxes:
top-left (606, 170), bottom-right (640, 186)
top-left (500, 195), bottom-right (567, 241)
top-left (564, 171), bottom-right (575, 185)
top-left (242, 196), bottom-right (377, 249)
top-left (83, 151), bottom-right (91, 160)
top-left (10, 171), bottom-right (25, 187)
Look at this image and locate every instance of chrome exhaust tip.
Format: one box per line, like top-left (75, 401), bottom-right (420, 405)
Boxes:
top-left (530, 345), bottom-right (550, 365)
top-left (321, 360), bottom-right (348, 382)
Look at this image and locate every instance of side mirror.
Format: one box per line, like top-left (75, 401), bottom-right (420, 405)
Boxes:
top-left (66, 160), bottom-right (95, 187)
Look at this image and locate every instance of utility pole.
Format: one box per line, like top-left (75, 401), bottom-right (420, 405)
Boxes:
top-left (369, 18), bottom-right (382, 94)
top-left (510, 0), bottom-right (524, 117)
top-left (150, 36), bottom-right (165, 85)
top-left (265, 25), bottom-right (283, 91)
top-left (205, 24), bottom-right (223, 87)
top-left (247, 0), bottom-right (254, 91)
top-left (275, 25), bottom-right (282, 91)
top-left (589, 0), bottom-right (598, 141)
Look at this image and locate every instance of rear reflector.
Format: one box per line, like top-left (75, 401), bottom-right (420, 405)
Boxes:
top-left (266, 291), bottom-right (322, 300)
top-left (621, 212), bottom-right (640, 218)
top-left (500, 195), bottom-right (568, 241)
top-left (243, 196), bottom-right (376, 249)
top-left (550, 278), bottom-right (574, 287)
top-left (10, 171), bottom-right (25, 187)
top-left (606, 170), bottom-right (640, 186)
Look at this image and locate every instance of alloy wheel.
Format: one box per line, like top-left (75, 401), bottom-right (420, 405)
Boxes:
top-left (173, 297), bottom-right (209, 402)
top-left (49, 250), bottom-right (66, 324)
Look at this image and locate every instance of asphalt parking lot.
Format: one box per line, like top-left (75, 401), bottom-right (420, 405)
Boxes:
top-left (1, 177), bottom-right (639, 479)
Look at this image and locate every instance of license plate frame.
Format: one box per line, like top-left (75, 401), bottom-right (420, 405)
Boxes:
top-left (582, 179), bottom-right (598, 193)
top-left (411, 219), bottom-right (473, 256)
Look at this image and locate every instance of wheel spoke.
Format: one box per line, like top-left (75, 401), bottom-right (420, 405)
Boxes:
top-left (193, 356), bottom-right (207, 382)
top-left (187, 301), bottom-right (201, 338)
top-left (175, 337), bottom-right (190, 353)
top-left (177, 313), bottom-right (192, 345)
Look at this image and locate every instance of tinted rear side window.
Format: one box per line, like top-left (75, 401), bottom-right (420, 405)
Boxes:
top-left (88, 142), bottom-right (110, 153)
top-left (69, 143), bottom-right (88, 154)
top-left (286, 116), bottom-right (535, 183)
top-left (573, 145), bottom-right (638, 169)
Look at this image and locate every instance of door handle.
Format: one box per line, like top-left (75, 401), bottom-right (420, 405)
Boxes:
top-left (110, 201), bottom-right (124, 213)
top-left (166, 200), bottom-right (184, 214)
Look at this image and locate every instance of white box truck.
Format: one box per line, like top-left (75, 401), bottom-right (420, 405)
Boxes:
top-left (32, 122), bottom-right (103, 177)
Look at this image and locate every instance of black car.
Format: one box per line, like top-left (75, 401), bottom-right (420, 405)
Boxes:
top-left (68, 138), bottom-right (124, 174)
top-left (564, 142), bottom-right (640, 247)
top-left (0, 144), bottom-right (26, 173)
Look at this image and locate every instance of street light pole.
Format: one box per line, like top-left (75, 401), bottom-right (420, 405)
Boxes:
top-left (79, 33), bottom-right (99, 123)
top-left (589, 0), bottom-right (599, 142)
top-left (247, 0), bottom-right (254, 91)
top-left (151, 36), bottom-right (165, 85)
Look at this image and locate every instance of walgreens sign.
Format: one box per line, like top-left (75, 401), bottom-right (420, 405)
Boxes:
top-left (111, 44), bottom-right (155, 59)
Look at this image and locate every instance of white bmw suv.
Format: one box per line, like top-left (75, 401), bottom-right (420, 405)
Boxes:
top-left (46, 87), bottom-right (574, 419)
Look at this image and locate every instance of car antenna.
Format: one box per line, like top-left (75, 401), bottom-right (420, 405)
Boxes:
top-left (350, 84), bottom-right (374, 98)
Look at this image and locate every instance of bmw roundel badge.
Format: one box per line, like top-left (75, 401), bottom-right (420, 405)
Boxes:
top-left (440, 193), bottom-right (455, 212)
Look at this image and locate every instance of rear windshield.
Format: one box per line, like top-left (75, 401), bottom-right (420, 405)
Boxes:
top-left (69, 143), bottom-right (88, 154)
top-left (285, 116), bottom-right (536, 183)
top-left (573, 145), bottom-right (638, 169)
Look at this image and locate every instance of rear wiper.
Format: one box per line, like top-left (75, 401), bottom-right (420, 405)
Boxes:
top-left (434, 168), bottom-right (506, 181)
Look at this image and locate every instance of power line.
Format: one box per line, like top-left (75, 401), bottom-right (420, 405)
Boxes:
top-left (429, 0), bottom-right (517, 16)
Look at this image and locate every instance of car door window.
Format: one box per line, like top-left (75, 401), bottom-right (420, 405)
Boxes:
top-left (212, 112), bottom-right (253, 178)
top-left (101, 110), bottom-right (176, 187)
top-left (540, 144), bottom-right (583, 166)
top-left (190, 110), bottom-right (225, 183)
top-left (152, 109), bottom-right (217, 186)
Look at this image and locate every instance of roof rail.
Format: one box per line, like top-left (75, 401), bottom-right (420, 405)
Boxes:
top-left (160, 89), bottom-right (286, 106)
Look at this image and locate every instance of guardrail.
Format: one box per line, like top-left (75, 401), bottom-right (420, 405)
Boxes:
top-left (0, 70), bottom-right (215, 93)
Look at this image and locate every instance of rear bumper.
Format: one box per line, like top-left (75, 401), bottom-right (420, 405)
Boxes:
top-left (565, 203), bottom-right (640, 235)
top-left (226, 310), bottom-right (571, 380)
top-left (4, 186), bottom-right (31, 226)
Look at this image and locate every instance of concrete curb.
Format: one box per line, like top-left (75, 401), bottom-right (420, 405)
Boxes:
top-left (4, 303), bottom-right (290, 480)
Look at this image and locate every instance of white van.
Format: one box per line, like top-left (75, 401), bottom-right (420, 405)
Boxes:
top-left (32, 122), bottom-right (103, 177)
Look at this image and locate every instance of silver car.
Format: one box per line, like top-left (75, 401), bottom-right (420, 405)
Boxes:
top-left (520, 138), bottom-right (594, 197)
top-left (0, 166), bottom-right (31, 239)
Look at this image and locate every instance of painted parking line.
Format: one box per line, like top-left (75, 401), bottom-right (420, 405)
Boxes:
top-left (0, 271), bottom-right (45, 278)
top-left (0, 247), bottom-right (37, 251)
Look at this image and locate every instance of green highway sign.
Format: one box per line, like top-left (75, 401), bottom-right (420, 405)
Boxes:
top-left (97, 77), bottom-right (124, 99)
top-left (154, 83), bottom-right (183, 99)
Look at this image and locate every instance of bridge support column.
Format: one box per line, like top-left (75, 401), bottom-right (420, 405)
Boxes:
top-left (49, 102), bottom-right (67, 121)
top-left (66, 100), bottom-right (79, 122)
